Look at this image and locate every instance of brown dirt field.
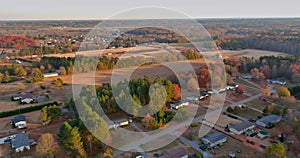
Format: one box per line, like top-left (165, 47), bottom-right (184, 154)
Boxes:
top-left (225, 91), bottom-right (249, 103)
top-left (221, 49), bottom-right (289, 59)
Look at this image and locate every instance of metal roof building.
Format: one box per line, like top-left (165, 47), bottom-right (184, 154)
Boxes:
top-left (228, 120), bottom-right (255, 135)
top-left (202, 132), bottom-right (227, 148)
top-left (11, 132), bottom-right (30, 152)
top-left (256, 115), bottom-right (281, 127)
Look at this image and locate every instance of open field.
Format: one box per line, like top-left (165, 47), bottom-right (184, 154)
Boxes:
top-left (221, 49), bottom-right (290, 59)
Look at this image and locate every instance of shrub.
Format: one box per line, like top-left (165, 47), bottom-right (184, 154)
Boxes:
top-left (0, 102), bottom-right (58, 118)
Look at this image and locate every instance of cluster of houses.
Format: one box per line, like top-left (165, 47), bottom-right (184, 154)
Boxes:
top-left (12, 92), bottom-right (48, 104)
top-left (200, 114), bottom-right (281, 150)
top-left (0, 115), bottom-right (36, 153)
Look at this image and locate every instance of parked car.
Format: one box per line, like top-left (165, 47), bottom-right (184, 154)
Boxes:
top-left (247, 139), bottom-right (255, 145)
top-left (20, 98), bottom-right (34, 104)
top-left (260, 144), bottom-right (267, 149)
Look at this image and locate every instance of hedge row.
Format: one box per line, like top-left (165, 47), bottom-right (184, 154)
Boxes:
top-left (0, 102), bottom-right (58, 118)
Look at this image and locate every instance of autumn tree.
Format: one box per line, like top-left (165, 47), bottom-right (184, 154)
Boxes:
top-left (266, 143), bottom-right (287, 158)
top-left (277, 87), bottom-right (291, 97)
top-left (172, 84), bottom-right (181, 101)
top-left (40, 107), bottom-right (50, 125)
top-left (59, 66), bottom-right (67, 75)
top-left (142, 114), bottom-right (153, 129)
top-left (251, 68), bottom-right (265, 80)
top-left (187, 78), bottom-right (199, 92)
top-left (261, 65), bottom-right (271, 79)
top-left (235, 86), bottom-right (244, 94)
top-left (36, 133), bottom-right (59, 158)
top-left (32, 68), bottom-right (44, 82)
top-left (0, 73), bottom-right (3, 83)
top-left (14, 67), bottom-right (27, 77)
top-left (55, 78), bottom-right (64, 87)
top-left (262, 85), bottom-right (271, 97)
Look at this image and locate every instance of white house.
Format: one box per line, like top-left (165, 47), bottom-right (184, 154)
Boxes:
top-left (202, 132), bottom-right (227, 148)
top-left (170, 101), bottom-right (189, 110)
top-left (228, 121), bottom-right (255, 135)
top-left (256, 115), bottom-right (281, 127)
top-left (12, 115), bottom-right (27, 129)
top-left (43, 72), bottom-right (59, 78)
top-left (11, 132), bottom-right (30, 152)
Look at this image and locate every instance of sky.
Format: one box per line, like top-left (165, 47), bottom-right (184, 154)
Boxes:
top-left (1, 0), bottom-right (300, 20)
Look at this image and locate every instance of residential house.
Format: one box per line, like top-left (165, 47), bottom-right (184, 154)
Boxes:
top-left (228, 121), bottom-right (255, 135)
top-left (43, 72), bottom-right (59, 78)
top-left (160, 148), bottom-right (188, 158)
top-left (256, 115), bottom-right (281, 127)
top-left (11, 132), bottom-right (30, 152)
top-left (12, 115), bottom-right (27, 129)
top-left (202, 132), bottom-right (227, 148)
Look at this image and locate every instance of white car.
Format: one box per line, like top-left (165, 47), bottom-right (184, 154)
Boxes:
top-left (20, 98), bottom-right (34, 104)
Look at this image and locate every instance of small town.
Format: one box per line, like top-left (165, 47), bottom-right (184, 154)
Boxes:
top-left (0, 1), bottom-right (300, 158)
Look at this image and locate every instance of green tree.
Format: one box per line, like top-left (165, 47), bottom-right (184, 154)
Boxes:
top-left (36, 133), bottom-right (59, 158)
top-left (58, 121), bottom-right (72, 144)
top-left (226, 107), bottom-right (234, 113)
top-left (64, 127), bottom-right (87, 158)
top-left (2, 71), bottom-right (12, 83)
top-left (47, 105), bottom-right (62, 121)
top-left (277, 87), bottom-right (291, 97)
top-left (266, 143), bottom-right (287, 158)
top-left (32, 68), bottom-right (44, 82)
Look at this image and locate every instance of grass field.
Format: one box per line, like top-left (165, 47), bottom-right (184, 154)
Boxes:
top-left (245, 100), bottom-right (269, 111)
top-left (233, 108), bottom-right (263, 120)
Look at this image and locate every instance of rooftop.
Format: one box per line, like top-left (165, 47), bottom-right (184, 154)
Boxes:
top-left (203, 132), bottom-right (227, 143)
top-left (160, 148), bottom-right (187, 158)
top-left (229, 121), bottom-right (254, 132)
top-left (12, 115), bottom-right (26, 123)
top-left (12, 132), bottom-right (30, 149)
top-left (257, 115), bottom-right (281, 124)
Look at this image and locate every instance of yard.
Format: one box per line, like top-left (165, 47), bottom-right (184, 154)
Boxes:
top-left (232, 108), bottom-right (264, 120)
top-left (245, 99), bottom-right (269, 111)
top-left (210, 136), bottom-right (263, 158)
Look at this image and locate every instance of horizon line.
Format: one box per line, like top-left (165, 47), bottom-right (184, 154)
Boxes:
top-left (1, 16), bottom-right (300, 21)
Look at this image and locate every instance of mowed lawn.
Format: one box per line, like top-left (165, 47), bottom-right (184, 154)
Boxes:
top-left (245, 99), bottom-right (269, 111)
top-left (232, 108), bottom-right (264, 120)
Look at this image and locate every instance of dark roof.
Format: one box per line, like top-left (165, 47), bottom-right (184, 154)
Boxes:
top-left (12, 132), bottom-right (30, 148)
top-left (12, 115), bottom-right (26, 123)
top-left (229, 121), bottom-right (254, 132)
top-left (257, 115), bottom-right (281, 124)
top-left (160, 148), bottom-right (187, 158)
top-left (203, 132), bottom-right (227, 143)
